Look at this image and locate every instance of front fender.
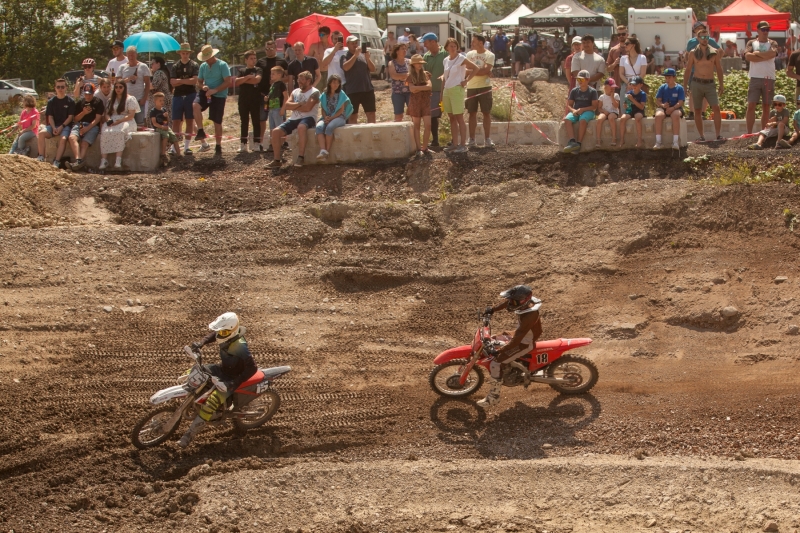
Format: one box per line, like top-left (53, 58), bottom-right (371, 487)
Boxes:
top-left (150, 385), bottom-right (189, 405)
top-left (433, 345), bottom-right (472, 365)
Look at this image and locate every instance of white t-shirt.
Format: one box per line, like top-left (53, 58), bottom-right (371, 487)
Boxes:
top-left (94, 89), bottom-right (110, 107)
top-left (289, 87), bottom-right (320, 120)
top-left (571, 51), bottom-right (606, 83)
top-left (620, 53), bottom-right (647, 81)
top-left (106, 57), bottom-right (128, 75)
top-left (442, 53), bottom-right (467, 90)
top-left (598, 93), bottom-right (620, 114)
top-left (119, 62), bottom-right (152, 101)
top-left (397, 35), bottom-right (410, 44)
top-left (465, 49), bottom-right (495, 89)
top-left (323, 47), bottom-right (348, 85)
top-left (748, 39), bottom-right (777, 79)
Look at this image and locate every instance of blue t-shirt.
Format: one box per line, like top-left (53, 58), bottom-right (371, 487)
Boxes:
top-left (493, 34), bottom-right (509, 52)
top-left (793, 109), bottom-right (800, 128)
top-left (624, 90), bottom-right (647, 115)
top-left (655, 83), bottom-right (685, 107)
top-left (198, 59), bottom-right (232, 98)
top-left (568, 86), bottom-right (598, 110)
top-left (686, 37), bottom-right (720, 51)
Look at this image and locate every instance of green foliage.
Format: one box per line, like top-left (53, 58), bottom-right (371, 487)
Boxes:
top-left (0, 114), bottom-right (18, 154)
top-left (683, 155), bottom-right (710, 171)
top-left (711, 161), bottom-right (800, 186)
top-left (491, 93), bottom-right (512, 121)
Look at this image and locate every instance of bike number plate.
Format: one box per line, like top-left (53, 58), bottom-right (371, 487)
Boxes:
top-left (256, 380), bottom-right (270, 393)
top-left (536, 353), bottom-right (548, 364)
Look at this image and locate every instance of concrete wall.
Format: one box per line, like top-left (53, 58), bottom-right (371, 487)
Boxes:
top-left (473, 121), bottom-right (559, 145)
top-left (685, 119), bottom-right (754, 142)
top-left (556, 117), bottom-right (688, 151)
top-left (288, 122), bottom-right (416, 165)
top-left (22, 130), bottom-right (161, 172)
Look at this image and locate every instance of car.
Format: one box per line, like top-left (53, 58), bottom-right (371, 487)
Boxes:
top-left (62, 69), bottom-right (110, 86)
top-left (0, 79), bottom-right (38, 102)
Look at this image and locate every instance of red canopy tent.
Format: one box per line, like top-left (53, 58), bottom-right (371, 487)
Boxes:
top-left (707, 0), bottom-right (790, 35)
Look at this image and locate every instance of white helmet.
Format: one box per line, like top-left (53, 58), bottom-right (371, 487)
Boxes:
top-left (208, 312), bottom-right (240, 344)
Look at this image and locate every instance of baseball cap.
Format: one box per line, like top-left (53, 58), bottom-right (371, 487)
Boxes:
top-left (773, 94), bottom-right (787, 104)
top-left (692, 22), bottom-right (706, 31)
top-left (577, 70), bottom-right (590, 79)
top-left (421, 32), bottom-right (438, 42)
top-left (404, 27), bottom-right (411, 32)
top-left (604, 78), bottom-right (617, 87)
top-left (111, 39), bottom-right (124, 48)
top-left (757, 21), bottom-right (770, 30)
top-left (663, 68), bottom-right (677, 77)
top-left (572, 36), bottom-right (582, 44)
top-left (346, 35), bottom-right (359, 43)
top-left (83, 82), bottom-right (96, 94)
top-left (630, 75), bottom-right (644, 85)
top-left (655, 34), bottom-right (660, 38)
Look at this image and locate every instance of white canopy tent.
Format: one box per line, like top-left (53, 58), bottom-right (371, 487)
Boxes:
top-left (482, 5), bottom-right (534, 31)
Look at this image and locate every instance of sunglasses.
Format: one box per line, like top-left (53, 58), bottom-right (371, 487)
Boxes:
top-left (83, 66), bottom-right (93, 69)
top-left (775, 103), bottom-right (785, 106)
top-left (114, 84), bottom-right (125, 89)
top-left (760, 28), bottom-right (770, 32)
top-left (55, 86), bottom-right (66, 90)
top-left (699, 35), bottom-right (709, 40)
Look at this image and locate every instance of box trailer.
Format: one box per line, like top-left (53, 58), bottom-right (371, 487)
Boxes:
top-left (387, 11), bottom-right (472, 51)
top-left (628, 7), bottom-right (695, 55)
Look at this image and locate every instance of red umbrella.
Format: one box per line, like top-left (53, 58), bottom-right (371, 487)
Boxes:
top-left (287, 14), bottom-right (351, 49)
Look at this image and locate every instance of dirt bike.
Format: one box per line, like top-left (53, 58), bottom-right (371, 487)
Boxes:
top-left (429, 313), bottom-right (598, 397)
top-left (130, 346), bottom-right (291, 449)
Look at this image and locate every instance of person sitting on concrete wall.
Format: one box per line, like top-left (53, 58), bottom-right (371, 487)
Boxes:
top-left (36, 78), bottom-right (74, 168)
top-left (315, 74), bottom-right (352, 161)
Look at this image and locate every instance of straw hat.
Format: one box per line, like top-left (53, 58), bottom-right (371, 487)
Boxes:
top-left (179, 43), bottom-right (192, 52)
top-left (410, 54), bottom-right (425, 65)
top-left (197, 44), bottom-right (220, 61)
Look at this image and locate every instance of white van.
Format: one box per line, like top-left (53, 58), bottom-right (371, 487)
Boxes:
top-left (337, 12), bottom-right (387, 79)
top-left (387, 11), bottom-right (472, 52)
top-left (628, 7), bottom-right (695, 55)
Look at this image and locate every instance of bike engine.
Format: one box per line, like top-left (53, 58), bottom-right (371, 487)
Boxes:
top-left (502, 368), bottom-right (524, 387)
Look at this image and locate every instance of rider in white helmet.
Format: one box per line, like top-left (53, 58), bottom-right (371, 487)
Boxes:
top-left (178, 312), bottom-right (258, 447)
top-left (477, 285), bottom-right (543, 407)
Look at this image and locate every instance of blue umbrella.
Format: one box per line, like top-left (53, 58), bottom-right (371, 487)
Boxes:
top-left (123, 32), bottom-right (180, 54)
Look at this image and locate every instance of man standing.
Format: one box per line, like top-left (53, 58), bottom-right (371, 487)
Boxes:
top-left (322, 31), bottom-right (348, 90)
top-left (491, 29), bottom-right (509, 66)
top-left (383, 31), bottom-right (397, 80)
top-left (65, 83), bottom-right (104, 170)
top-left (571, 35), bottom-right (606, 89)
top-left (686, 22), bottom-right (720, 52)
top-left (465, 34), bottom-right (495, 148)
top-left (170, 43), bottom-right (200, 154)
top-left (106, 40), bottom-right (128, 78)
top-left (423, 33), bottom-right (446, 148)
top-left (341, 35), bottom-right (376, 124)
top-left (745, 21), bottom-right (778, 133)
top-left (193, 44), bottom-right (232, 154)
top-left (398, 28), bottom-right (411, 45)
top-left (787, 43), bottom-right (800, 103)
top-left (36, 79), bottom-right (74, 168)
top-left (288, 42), bottom-right (321, 88)
top-left (267, 71), bottom-right (320, 168)
top-left (308, 26), bottom-right (332, 91)
top-left (683, 29), bottom-right (724, 141)
top-left (118, 46), bottom-right (151, 126)
top-left (73, 58), bottom-right (102, 100)
top-left (235, 50), bottom-right (263, 153)
top-left (606, 25), bottom-right (628, 89)
top-left (257, 40), bottom-right (290, 148)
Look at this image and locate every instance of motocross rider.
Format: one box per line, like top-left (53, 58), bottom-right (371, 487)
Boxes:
top-left (477, 285), bottom-right (542, 407)
top-left (178, 312), bottom-right (258, 448)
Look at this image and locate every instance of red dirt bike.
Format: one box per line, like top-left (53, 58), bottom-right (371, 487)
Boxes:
top-left (429, 313), bottom-right (598, 397)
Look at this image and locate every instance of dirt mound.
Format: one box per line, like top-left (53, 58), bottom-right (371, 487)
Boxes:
top-left (0, 155), bottom-right (75, 229)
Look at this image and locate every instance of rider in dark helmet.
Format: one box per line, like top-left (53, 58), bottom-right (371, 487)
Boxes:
top-left (477, 285), bottom-right (542, 407)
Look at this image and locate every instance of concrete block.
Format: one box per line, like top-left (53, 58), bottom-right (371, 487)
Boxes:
top-left (473, 121), bottom-right (559, 145)
top-left (26, 129), bottom-right (160, 171)
top-left (557, 117), bottom-right (688, 151)
top-left (686, 119), bottom-right (750, 141)
top-left (289, 122), bottom-right (416, 165)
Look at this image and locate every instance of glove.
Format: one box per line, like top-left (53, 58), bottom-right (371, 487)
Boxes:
top-left (211, 377), bottom-right (228, 393)
top-left (483, 306), bottom-right (494, 317)
top-left (190, 341), bottom-right (204, 352)
top-left (486, 345), bottom-right (499, 357)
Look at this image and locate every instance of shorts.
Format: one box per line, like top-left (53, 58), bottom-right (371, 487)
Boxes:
top-left (391, 92), bottom-right (410, 115)
top-left (691, 79), bottom-right (720, 107)
top-left (268, 108), bottom-right (282, 131)
top-left (172, 93), bottom-right (196, 120)
top-left (747, 78), bottom-right (775, 105)
top-left (759, 126), bottom-right (786, 138)
top-left (466, 87), bottom-right (493, 113)
top-left (348, 91), bottom-right (376, 114)
top-left (625, 111), bottom-right (645, 119)
top-left (442, 85), bottom-right (465, 115)
top-left (194, 91), bottom-right (226, 124)
top-left (70, 123), bottom-right (99, 145)
top-left (564, 111), bottom-right (595, 123)
top-left (657, 108), bottom-right (685, 118)
top-left (44, 125), bottom-right (71, 139)
top-left (430, 91), bottom-right (441, 118)
top-left (157, 127), bottom-right (179, 143)
top-left (279, 116), bottom-right (316, 134)
top-left (599, 109), bottom-right (619, 118)
top-left (514, 49), bottom-right (530, 64)
top-left (654, 51), bottom-right (665, 66)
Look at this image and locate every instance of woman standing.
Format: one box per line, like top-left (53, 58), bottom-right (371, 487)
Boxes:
top-left (148, 57), bottom-right (172, 120)
top-left (100, 81), bottom-right (140, 170)
top-left (407, 54), bottom-right (432, 156)
top-left (616, 38), bottom-right (647, 98)
top-left (315, 75), bottom-right (352, 161)
top-left (388, 43), bottom-right (410, 122)
top-left (440, 37), bottom-right (478, 154)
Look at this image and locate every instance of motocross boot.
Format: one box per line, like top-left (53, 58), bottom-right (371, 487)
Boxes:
top-left (476, 379), bottom-right (502, 407)
top-left (178, 416), bottom-right (206, 448)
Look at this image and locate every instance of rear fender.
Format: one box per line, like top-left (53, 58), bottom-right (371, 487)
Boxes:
top-left (433, 345), bottom-right (472, 365)
top-left (150, 385), bottom-right (189, 405)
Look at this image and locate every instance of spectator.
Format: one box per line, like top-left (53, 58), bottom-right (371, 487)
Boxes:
top-left (423, 33), bottom-right (446, 148)
top-left (267, 70), bottom-right (320, 168)
top-left (398, 28), bottom-right (411, 45)
top-left (551, 31), bottom-right (564, 57)
top-left (308, 26), bottom-right (332, 91)
top-left (94, 78), bottom-right (112, 107)
top-left (491, 29), bottom-right (509, 66)
top-left (540, 46), bottom-right (557, 75)
top-left (99, 80), bottom-right (140, 170)
top-left (776, 45), bottom-right (787, 70)
top-left (407, 34), bottom-right (422, 58)
top-left (235, 50), bottom-right (263, 153)
top-left (565, 37), bottom-right (582, 89)
top-left (645, 47), bottom-right (656, 74)
top-left (529, 31), bottom-right (539, 51)
top-left (653, 68), bottom-right (685, 150)
top-left (512, 38), bottom-right (531, 77)
top-left (148, 57), bottom-right (172, 122)
top-left (118, 46), bottom-right (151, 126)
top-left (106, 40), bottom-right (128, 78)
top-left (687, 22), bottom-right (720, 52)
top-left (193, 44), bottom-right (232, 154)
top-left (748, 94), bottom-right (790, 149)
top-left (256, 40), bottom-right (289, 148)
top-left (441, 37), bottom-right (478, 153)
top-left (36, 78), bottom-right (74, 168)
top-left (288, 42), bottom-right (321, 89)
top-left (595, 78), bottom-right (620, 148)
top-left (388, 43), bottom-right (410, 122)
top-left (341, 35), bottom-right (377, 124)
top-left (724, 40), bottom-right (738, 58)
top-left (383, 32), bottom-right (397, 78)
top-left (684, 30), bottom-right (724, 141)
top-left (315, 74), bottom-right (352, 161)
top-left (171, 43), bottom-right (200, 154)
top-left (787, 43), bottom-right (800, 103)
top-left (664, 55), bottom-right (674, 69)
top-left (618, 38), bottom-right (646, 97)
top-left (787, 94), bottom-right (800, 146)
top-left (619, 76), bottom-right (647, 148)
top-left (323, 31), bottom-right (348, 90)
top-left (65, 83), bottom-right (104, 170)
top-left (562, 70), bottom-right (598, 154)
top-left (652, 35), bottom-right (666, 74)
top-left (606, 25), bottom-right (628, 89)
top-left (466, 34), bottom-right (495, 147)
top-left (571, 34), bottom-right (606, 89)
top-left (284, 43), bottom-right (296, 63)
top-left (8, 94), bottom-right (39, 155)
top-left (745, 21), bottom-right (778, 133)
top-left (408, 54), bottom-right (433, 155)
top-left (150, 91), bottom-right (181, 165)
top-left (264, 66), bottom-right (288, 154)
top-left (73, 58), bottom-right (101, 100)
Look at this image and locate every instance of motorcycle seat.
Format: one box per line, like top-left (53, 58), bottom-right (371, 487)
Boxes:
top-left (261, 365), bottom-right (291, 379)
top-left (533, 339), bottom-right (564, 350)
top-left (237, 370), bottom-right (265, 389)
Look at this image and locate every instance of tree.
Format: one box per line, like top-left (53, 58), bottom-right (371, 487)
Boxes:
top-left (774, 0), bottom-right (800, 26)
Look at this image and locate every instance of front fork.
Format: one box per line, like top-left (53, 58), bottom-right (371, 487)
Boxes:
top-left (163, 392), bottom-right (198, 434)
top-left (459, 353), bottom-right (480, 386)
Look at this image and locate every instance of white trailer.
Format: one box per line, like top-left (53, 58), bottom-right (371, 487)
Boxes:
top-left (387, 11), bottom-right (472, 51)
top-left (627, 7), bottom-right (695, 55)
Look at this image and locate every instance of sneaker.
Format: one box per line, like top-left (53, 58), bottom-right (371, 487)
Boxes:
top-left (571, 143), bottom-right (581, 154)
top-left (194, 129), bottom-right (207, 141)
top-left (476, 392), bottom-right (501, 407)
top-left (184, 147), bottom-right (193, 155)
top-left (52, 160), bottom-right (60, 169)
top-left (484, 138), bottom-right (495, 147)
top-left (443, 145), bottom-right (458, 152)
top-left (99, 159), bottom-right (109, 170)
top-left (198, 143), bottom-right (211, 152)
top-left (453, 145), bottom-right (468, 153)
top-left (259, 144), bottom-right (265, 152)
top-left (266, 159), bottom-right (282, 169)
top-left (653, 142), bottom-right (663, 150)
top-left (562, 140), bottom-right (578, 154)
top-left (36, 156), bottom-right (45, 162)
top-left (21, 147), bottom-right (31, 156)
top-left (294, 156), bottom-right (304, 167)
top-left (167, 146), bottom-right (176, 155)
top-left (466, 138), bottom-right (476, 147)
top-left (747, 143), bottom-right (762, 150)
top-left (215, 144), bottom-right (222, 154)
top-left (316, 150), bottom-right (328, 160)
top-left (72, 159), bottom-right (86, 170)
top-left (672, 141), bottom-right (680, 150)
top-left (778, 139), bottom-right (791, 149)
top-left (695, 136), bottom-right (705, 142)
top-left (160, 154), bottom-right (169, 167)
top-left (237, 143), bottom-right (247, 153)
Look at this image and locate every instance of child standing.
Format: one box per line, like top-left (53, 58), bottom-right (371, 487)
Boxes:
top-left (235, 50), bottom-right (263, 152)
top-left (9, 95), bottom-right (40, 155)
top-left (562, 70), bottom-right (598, 154)
top-left (264, 66), bottom-right (288, 153)
top-left (619, 76), bottom-right (647, 148)
top-left (407, 54), bottom-right (432, 155)
top-left (149, 92), bottom-right (181, 165)
top-left (595, 78), bottom-right (620, 148)
top-left (749, 94), bottom-right (790, 150)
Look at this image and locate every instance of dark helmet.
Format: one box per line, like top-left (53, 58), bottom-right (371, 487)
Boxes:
top-left (499, 285), bottom-right (533, 311)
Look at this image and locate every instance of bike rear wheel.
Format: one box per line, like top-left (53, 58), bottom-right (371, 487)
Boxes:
top-left (131, 405), bottom-right (180, 449)
top-left (545, 354), bottom-right (599, 394)
top-left (232, 391), bottom-right (281, 430)
top-left (429, 359), bottom-right (485, 397)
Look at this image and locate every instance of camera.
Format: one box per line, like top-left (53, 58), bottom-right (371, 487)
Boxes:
top-left (361, 43), bottom-right (368, 54)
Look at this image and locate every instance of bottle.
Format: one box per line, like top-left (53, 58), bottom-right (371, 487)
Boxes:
top-left (111, 68), bottom-right (115, 83)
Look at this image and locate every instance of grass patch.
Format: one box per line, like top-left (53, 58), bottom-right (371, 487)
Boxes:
top-left (491, 94), bottom-right (512, 122)
top-left (709, 161), bottom-right (800, 186)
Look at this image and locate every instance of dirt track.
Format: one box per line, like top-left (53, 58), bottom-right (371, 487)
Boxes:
top-left (1, 144), bottom-right (800, 533)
